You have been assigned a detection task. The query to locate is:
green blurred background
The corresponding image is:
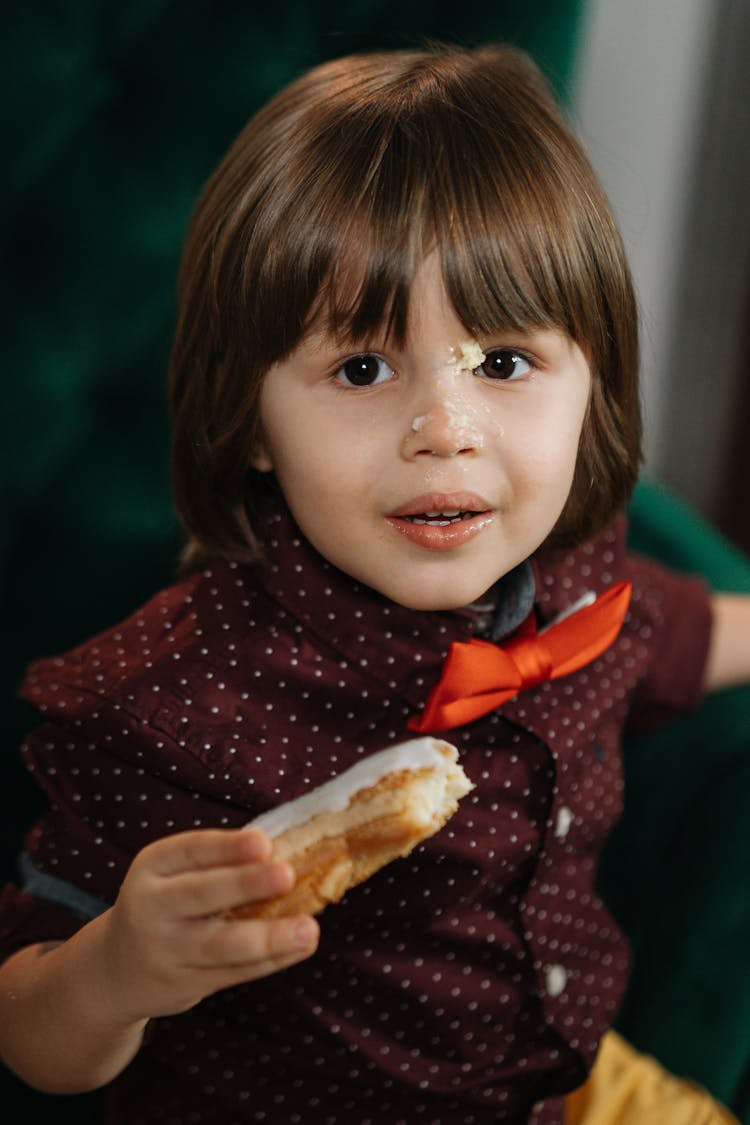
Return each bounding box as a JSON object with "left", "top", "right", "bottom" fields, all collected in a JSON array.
[
  {"left": 4, "top": 3, "right": 750, "bottom": 1122},
  {"left": 1, "top": 2, "right": 585, "bottom": 1118},
  {"left": 1, "top": 0, "right": 584, "bottom": 868}
]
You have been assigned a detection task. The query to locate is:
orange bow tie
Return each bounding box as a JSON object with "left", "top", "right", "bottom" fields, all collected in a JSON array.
[{"left": 407, "top": 581, "right": 632, "bottom": 733}]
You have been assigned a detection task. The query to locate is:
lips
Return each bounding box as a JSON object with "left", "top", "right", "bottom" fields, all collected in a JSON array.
[
  {"left": 386, "top": 492, "right": 494, "bottom": 551},
  {"left": 388, "top": 492, "right": 492, "bottom": 519}
]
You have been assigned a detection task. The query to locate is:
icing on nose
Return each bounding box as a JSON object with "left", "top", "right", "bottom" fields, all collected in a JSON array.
[
  {"left": 410, "top": 397, "right": 484, "bottom": 455},
  {"left": 443, "top": 397, "right": 484, "bottom": 453},
  {"left": 407, "top": 341, "right": 488, "bottom": 453}
]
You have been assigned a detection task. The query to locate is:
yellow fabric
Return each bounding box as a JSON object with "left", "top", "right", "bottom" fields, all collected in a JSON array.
[{"left": 564, "top": 1031, "right": 740, "bottom": 1125}]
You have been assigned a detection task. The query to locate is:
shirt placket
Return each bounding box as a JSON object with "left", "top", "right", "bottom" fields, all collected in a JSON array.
[{"left": 503, "top": 683, "right": 629, "bottom": 1072}]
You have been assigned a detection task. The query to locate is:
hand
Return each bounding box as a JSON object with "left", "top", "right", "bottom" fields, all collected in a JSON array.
[{"left": 90, "top": 828, "right": 319, "bottom": 1025}]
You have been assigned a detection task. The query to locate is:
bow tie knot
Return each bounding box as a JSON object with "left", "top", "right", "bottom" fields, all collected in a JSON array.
[
  {"left": 505, "top": 633, "right": 553, "bottom": 688},
  {"left": 408, "top": 580, "right": 632, "bottom": 733}
]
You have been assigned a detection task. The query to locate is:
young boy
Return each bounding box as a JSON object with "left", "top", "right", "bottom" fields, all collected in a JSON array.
[{"left": 1, "top": 43, "right": 748, "bottom": 1124}]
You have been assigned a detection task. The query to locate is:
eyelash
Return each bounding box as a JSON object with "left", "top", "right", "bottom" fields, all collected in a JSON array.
[
  {"left": 330, "top": 347, "right": 536, "bottom": 389},
  {"left": 331, "top": 354, "right": 395, "bottom": 389},
  {"left": 476, "top": 349, "right": 534, "bottom": 382}
]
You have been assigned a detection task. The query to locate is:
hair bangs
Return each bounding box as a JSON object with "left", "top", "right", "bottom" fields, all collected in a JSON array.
[
  {"left": 423, "top": 103, "right": 598, "bottom": 345},
  {"left": 270, "top": 118, "right": 437, "bottom": 354},
  {"left": 296, "top": 79, "right": 603, "bottom": 355}
]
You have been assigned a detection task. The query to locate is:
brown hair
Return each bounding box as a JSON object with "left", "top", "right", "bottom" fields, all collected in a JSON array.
[{"left": 169, "top": 43, "right": 641, "bottom": 575}]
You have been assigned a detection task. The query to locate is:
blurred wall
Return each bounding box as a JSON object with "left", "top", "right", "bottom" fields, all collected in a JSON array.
[{"left": 574, "top": 0, "right": 750, "bottom": 534}]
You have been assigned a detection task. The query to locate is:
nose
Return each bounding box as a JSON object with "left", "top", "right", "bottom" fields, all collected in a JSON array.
[{"left": 401, "top": 390, "right": 484, "bottom": 459}]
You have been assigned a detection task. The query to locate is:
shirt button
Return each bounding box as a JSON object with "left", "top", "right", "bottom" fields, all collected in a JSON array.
[
  {"left": 475, "top": 612, "right": 494, "bottom": 634},
  {"left": 554, "top": 806, "right": 573, "bottom": 839},
  {"left": 545, "top": 964, "right": 567, "bottom": 997}
]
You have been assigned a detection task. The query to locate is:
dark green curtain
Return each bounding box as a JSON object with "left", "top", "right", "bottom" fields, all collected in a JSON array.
[
  {"left": 2, "top": 0, "right": 585, "bottom": 865},
  {"left": 1, "top": 3, "right": 584, "bottom": 1119},
  {"left": 602, "top": 480, "right": 750, "bottom": 1122}
]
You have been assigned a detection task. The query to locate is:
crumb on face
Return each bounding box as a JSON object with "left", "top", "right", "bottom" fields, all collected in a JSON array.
[{"left": 455, "top": 340, "right": 486, "bottom": 370}]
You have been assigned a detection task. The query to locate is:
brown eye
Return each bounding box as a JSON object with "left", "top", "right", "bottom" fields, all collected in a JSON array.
[
  {"left": 478, "top": 349, "right": 532, "bottom": 381},
  {"left": 335, "top": 354, "right": 394, "bottom": 387}
]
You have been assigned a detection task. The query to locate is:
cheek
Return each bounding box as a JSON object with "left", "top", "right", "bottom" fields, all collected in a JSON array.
[
  {"left": 264, "top": 414, "right": 374, "bottom": 511},
  {"left": 273, "top": 442, "right": 329, "bottom": 497},
  {"left": 504, "top": 397, "right": 588, "bottom": 506},
  {"left": 255, "top": 385, "right": 323, "bottom": 478},
  {"left": 513, "top": 424, "right": 581, "bottom": 484},
  {"left": 542, "top": 389, "right": 589, "bottom": 464}
]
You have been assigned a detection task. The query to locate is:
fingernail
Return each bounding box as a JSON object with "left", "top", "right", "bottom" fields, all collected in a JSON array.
[{"left": 292, "top": 917, "right": 318, "bottom": 949}]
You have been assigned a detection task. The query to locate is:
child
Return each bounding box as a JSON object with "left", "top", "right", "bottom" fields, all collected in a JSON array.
[{"left": 1, "top": 43, "right": 748, "bottom": 1125}]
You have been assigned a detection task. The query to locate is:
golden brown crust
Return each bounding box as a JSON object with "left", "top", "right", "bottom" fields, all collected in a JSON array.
[{"left": 227, "top": 760, "right": 472, "bottom": 919}]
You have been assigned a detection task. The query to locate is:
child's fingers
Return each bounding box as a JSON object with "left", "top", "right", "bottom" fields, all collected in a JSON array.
[
  {"left": 189, "top": 940, "right": 319, "bottom": 992},
  {"left": 162, "top": 859, "right": 295, "bottom": 919},
  {"left": 187, "top": 914, "right": 320, "bottom": 973},
  {"left": 141, "top": 828, "right": 272, "bottom": 877}
]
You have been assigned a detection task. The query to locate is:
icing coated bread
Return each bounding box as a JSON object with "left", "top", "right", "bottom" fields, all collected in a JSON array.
[{"left": 228, "top": 738, "right": 473, "bottom": 919}]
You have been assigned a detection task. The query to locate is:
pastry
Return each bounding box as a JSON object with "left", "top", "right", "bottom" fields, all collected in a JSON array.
[{"left": 229, "top": 737, "right": 472, "bottom": 918}]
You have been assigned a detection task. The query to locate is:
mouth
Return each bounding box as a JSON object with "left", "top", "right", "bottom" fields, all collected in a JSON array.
[
  {"left": 400, "top": 509, "right": 482, "bottom": 527},
  {"left": 386, "top": 493, "right": 494, "bottom": 551},
  {"left": 389, "top": 492, "right": 492, "bottom": 518}
]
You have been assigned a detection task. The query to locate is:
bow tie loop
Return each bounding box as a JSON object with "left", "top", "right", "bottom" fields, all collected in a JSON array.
[{"left": 408, "top": 580, "right": 632, "bottom": 733}]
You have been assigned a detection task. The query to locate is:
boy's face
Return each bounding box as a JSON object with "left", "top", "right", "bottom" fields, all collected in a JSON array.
[{"left": 251, "top": 254, "right": 591, "bottom": 611}]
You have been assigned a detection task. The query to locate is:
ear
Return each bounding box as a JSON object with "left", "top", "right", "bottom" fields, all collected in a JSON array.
[
  {"left": 249, "top": 433, "right": 274, "bottom": 473},
  {"left": 249, "top": 440, "right": 274, "bottom": 472}
]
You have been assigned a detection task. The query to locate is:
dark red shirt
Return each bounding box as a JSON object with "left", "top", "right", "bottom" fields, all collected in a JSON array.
[{"left": 0, "top": 489, "right": 712, "bottom": 1123}]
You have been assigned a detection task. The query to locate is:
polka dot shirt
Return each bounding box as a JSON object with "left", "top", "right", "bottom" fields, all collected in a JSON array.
[{"left": 0, "top": 491, "right": 713, "bottom": 1123}]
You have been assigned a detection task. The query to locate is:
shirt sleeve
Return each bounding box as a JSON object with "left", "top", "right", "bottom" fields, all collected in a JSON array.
[
  {"left": 0, "top": 884, "right": 88, "bottom": 962},
  {"left": 0, "top": 690, "right": 252, "bottom": 966},
  {"left": 0, "top": 719, "right": 133, "bottom": 966},
  {"left": 624, "top": 551, "right": 714, "bottom": 734}
]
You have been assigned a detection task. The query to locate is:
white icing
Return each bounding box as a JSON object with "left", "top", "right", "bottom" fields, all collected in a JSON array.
[
  {"left": 410, "top": 398, "right": 483, "bottom": 454},
  {"left": 244, "top": 738, "right": 458, "bottom": 838},
  {"left": 407, "top": 342, "right": 485, "bottom": 451},
  {"left": 442, "top": 396, "right": 484, "bottom": 454},
  {"left": 444, "top": 398, "right": 479, "bottom": 432}
]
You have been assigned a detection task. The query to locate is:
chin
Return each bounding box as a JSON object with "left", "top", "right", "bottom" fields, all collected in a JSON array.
[
  {"left": 378, "top": 580, "right": 490, "bottom": 614},
  {"left": 393, "top": 595, "right": 466, "bottom": 612}
]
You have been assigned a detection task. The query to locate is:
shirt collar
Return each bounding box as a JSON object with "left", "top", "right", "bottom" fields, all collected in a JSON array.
[{"left": 488, "top": 562, "right": 536, "bottom": 641}]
